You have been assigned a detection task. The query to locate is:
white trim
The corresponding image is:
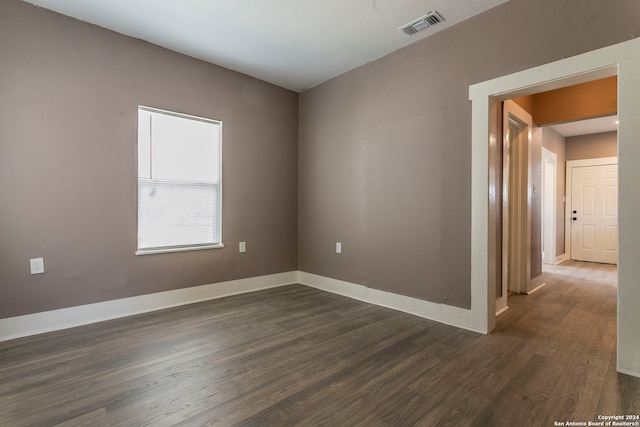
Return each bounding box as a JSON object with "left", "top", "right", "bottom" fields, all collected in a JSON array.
[
  {"left": 528, "top": 275, "right": 546, "bottom": 294},
  {"left": 554, "top": 253, "right": 568, "bottom": 264},
  {"left": 618, "top": 366, "right": 640, "bottom": 378},
  {"left": 298, "top": 272, "right": 484, "bottom": 334},
  {"left": 566, "top": 157, "right": 617, "bottom": 167},
  {"left": 139, "top": 105, "right": 221, "bottom": 125},
  {"left": 495, "top": 305, "right": 509, "bottom": 317},
  {"left": 470, "top": 90, "right": 492, "bottom": 333},
  {"left": 135, "top": 243, "right": 225, "bottom": 256},
  {"left": 502, "top": 100, "right": 533, "bottom": 298},
  {"left": 617, "top": 54, "right": 640, "bottom": 378},
  {"left": 564, "top": 157, "right": 618, "bottom": 262},
  {"left": 0, "top": 271, "right": 297, "bottom": 342},
  {"left": 470, "top": 37, "right": 640, "bottom": 378},
  {"left": 495, "top": 297, "right": 508, "bottom": 316},
  {"left": 528, "top": 283, "right": 547, "bottom": 295},
  {"left": 542, "top": 147, "right": 557, "bottom": 265}
]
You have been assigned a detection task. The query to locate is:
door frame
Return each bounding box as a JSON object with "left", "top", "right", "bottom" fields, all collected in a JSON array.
[
  {"left": 468, "top": 37, "right": 640, "bottom": 378},
  {"left": 542, "top": 147, "right": 557, "bottom": 265},
  {"left": 497, "top": 100, "right": 532, "bottom": 315},
  {"left": 565, "top": 156, "right": 618, "bottom": 262}
]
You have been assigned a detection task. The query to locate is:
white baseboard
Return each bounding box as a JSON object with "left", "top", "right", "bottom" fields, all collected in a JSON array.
[
  {"left": 617, "top": 365, "right": 640, "bottom": 379},
  {"left": 0, "top": 271, "right": 298, "bottom": 343},
  {"left": 1, "top": 270, "right": 483, "bottom": 343},
  {"left": 528, "top": 275, "right": 547, "bottom": 294},
  {"left": 298, "top": 271, "right": 483, "bottom": 334},
  {"left": 496, "top": 305, "right": 509, "bottom": 316},
  {"left": 554, "top": 253, "right": 568, "bottom": 264}
]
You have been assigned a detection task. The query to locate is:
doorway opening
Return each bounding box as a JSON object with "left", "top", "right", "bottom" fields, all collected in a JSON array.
[
  {"left": 543, "top": 113, "right": 619, "bottom": 269},
  {"left": 469, "top": 37, "right": 640, "bottom": 377},
  {"left": 497, "top": 82, "right": 618, "bottom": 316}
]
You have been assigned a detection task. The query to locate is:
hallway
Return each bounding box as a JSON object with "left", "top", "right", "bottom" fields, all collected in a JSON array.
[{"left": 490, "top": 260, "right": 637, "bottom": 425}]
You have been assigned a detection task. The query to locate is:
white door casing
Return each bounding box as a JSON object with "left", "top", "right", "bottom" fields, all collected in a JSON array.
[
  {"left": 469, "top": 37, "right": 640, "bottom": 378},
  {"left": 542, "top": 148, "right": 557, "bottom": 265},
  {"left": 497, "top": 100, "right": 532, "bottom": 315}
]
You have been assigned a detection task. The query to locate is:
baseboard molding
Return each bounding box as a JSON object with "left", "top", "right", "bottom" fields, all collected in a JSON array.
[
  {"left": 0, "top": 271, "right": 298, "bottom": 343},
  {"left": 0, "top": 270, "right": 485, "bottom": 343},
  {"left": 298, "top": 271, "right": 483, "bottom": 334},
  {"left": 495, "top": 305, "right": 509, "bottom": 316},
  {"left": 529, "top": 275, "right": 546, "bottom": 294},
  {"left": 617, "top": 365, "right": 640, "bottom": 379},
  {"left": 554, "top": 253, "right": 568, "bottom": 264}
]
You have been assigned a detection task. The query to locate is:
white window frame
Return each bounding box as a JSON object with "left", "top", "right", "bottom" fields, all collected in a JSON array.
[{"left": 136, "top": 106, "right": 223, "bottom": 255}]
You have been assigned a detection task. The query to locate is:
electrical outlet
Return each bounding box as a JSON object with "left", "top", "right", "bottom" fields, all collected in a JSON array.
[
  {"left": 239, "top": 241, "right": 246, "bottom": 253},
  {"left": 336, "top": 242, "right": 342, "bottom": 254},
  {"left": 30, "top": 258, "right": 45, "bottom": 275}
]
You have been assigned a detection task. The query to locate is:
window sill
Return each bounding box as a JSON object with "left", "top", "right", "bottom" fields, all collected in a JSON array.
[{"left": 135, "top": 244, "right": 224, "bottom": 256}]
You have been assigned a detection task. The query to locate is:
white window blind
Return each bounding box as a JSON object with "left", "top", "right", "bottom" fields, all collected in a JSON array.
[{"left": 137, "top": 106, "right": 222, "bottom": 254}]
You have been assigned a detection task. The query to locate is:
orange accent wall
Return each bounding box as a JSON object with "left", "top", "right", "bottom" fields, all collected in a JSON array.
[
  {"left": 532, "top": 76, "right": 617, "bottom": 125},
  {"left": 511, "top": 95, "right": 535, "bottom": 117}
]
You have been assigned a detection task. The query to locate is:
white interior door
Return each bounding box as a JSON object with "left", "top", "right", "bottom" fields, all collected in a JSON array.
[{"left": 571, "top": 164, "right": 618, "bottom": 264}]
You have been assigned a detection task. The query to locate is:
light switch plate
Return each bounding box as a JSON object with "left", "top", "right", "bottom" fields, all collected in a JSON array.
[
  {"left": 239, "top": 241, "right": 246, "bottom": 253},
  {"left": 30, "top": 258, "right": 45, "bottom": 274},
  {"left": 336, "top": 242, "right": 342, "bottom": 254}
]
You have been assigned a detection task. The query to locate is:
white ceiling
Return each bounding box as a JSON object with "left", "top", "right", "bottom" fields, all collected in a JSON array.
[
  {"left": 549, "top": 115, "right": 618, "bottom": 138},
  {"left": 22, "top": 0, "right": 509, "bottom": 92}
]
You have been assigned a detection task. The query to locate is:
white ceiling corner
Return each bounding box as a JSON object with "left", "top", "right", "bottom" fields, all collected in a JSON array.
[{"left": 21, "top": 0, "right": 510, "bottom": 92}]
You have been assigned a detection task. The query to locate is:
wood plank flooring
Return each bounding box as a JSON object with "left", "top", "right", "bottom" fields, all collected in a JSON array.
[{"left": 0, "top": 261, "right": 638, "bottom": 426}]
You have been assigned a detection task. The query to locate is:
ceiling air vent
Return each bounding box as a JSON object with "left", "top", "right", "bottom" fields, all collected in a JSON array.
[{"left": 399, "top": 11, "right": 445, "bottom": 36}]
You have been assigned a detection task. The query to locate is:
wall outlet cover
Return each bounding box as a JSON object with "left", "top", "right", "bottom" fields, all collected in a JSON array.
[{"left": 30, "top": 258, "right": 45, "bottom": 274}]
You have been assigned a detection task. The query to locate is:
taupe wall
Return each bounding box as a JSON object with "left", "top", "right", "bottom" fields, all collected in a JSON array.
[
  {"left": 541, "top": 127, "right": 567, "bottom": 257},
  {"left": 2, "top": 0, "right": 635, "bottom": 319},
  {"left": 298, "top": 0, "right": 639, "bottom": 309},
  {"left": 0, "top": 0, "right": 298, "bottom": 318},
  {"left": 566, "top": 131, "right": 618, "bottom": 161}
]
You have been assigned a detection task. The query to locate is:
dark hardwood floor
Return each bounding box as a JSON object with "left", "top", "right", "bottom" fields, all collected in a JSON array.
[{"left": 0, "top": 261, "right": 638, "bottom": 426}]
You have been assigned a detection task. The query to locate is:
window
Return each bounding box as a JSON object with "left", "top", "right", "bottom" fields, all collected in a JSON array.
[{"left": 136, "top": 106, "right": 222, "bottom": 254}]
